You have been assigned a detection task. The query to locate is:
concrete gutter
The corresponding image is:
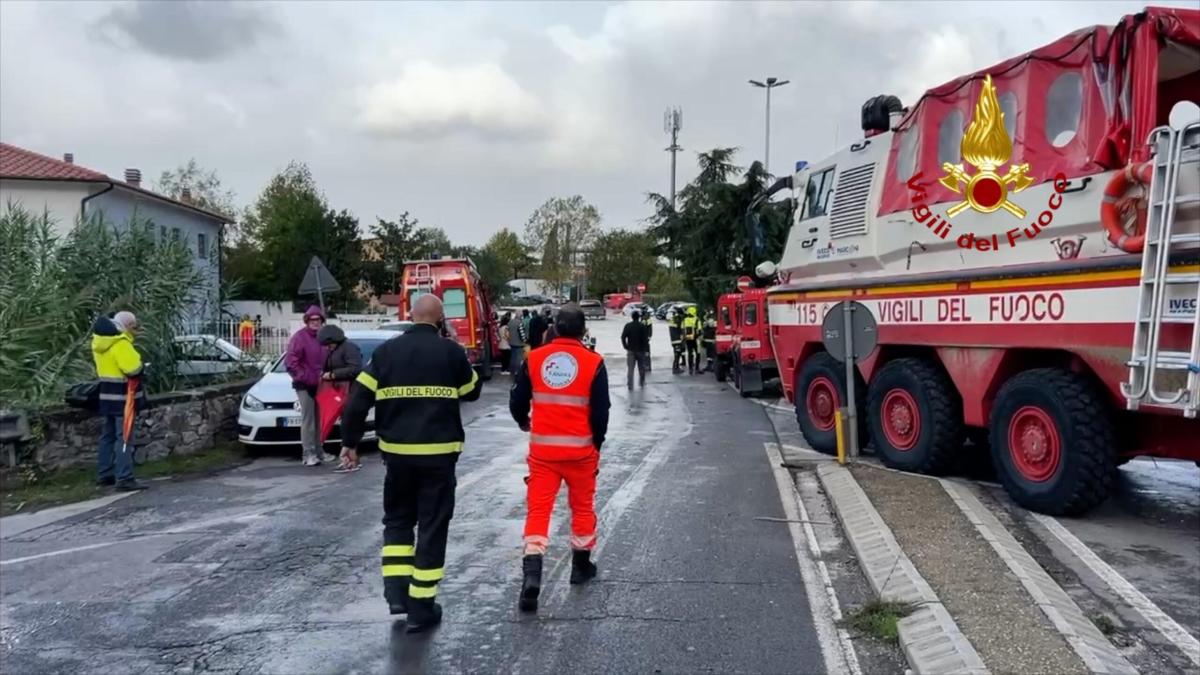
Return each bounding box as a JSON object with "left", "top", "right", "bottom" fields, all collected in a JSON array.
[
  {"left": 0, "top": 492, "right": 134, "bottom": 540},
  {"left": 817, "top": 463, "right": 989, "bottom": 674}
]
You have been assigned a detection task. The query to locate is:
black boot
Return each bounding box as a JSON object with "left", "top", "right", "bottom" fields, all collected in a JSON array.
[
  {"left": 405, "top": 599, "right": 443, "bottom": 634},
  {"left": 569, "top": 549, "right": 597, "bottom": 585},
  {"left": 389, "top": 595, "right": 408, "bottom": 616},
  {"left": 519, "top": 554, "right": 543, "bottom": 612}
]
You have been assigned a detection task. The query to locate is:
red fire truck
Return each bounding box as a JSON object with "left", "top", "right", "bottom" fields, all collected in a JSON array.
[
  {"left": 398, "top": 258, "right": 500, "bottom": 380},
  {"left": 715, "top": 277, "right": 779, "bottom": 397},
  {"left": 759, "top": 7, "right": 1199, "bottom": 515}
]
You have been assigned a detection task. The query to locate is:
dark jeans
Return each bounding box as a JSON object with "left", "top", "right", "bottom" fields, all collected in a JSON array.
[
  {"left": 97, "top": 413, "right": 135, "bottom": 483},
  {"left": 626, "top": 350, "right": 648, "bottom": 388},
  {"left": 500, "top": 349, "right": 512, "bottom": 372}
]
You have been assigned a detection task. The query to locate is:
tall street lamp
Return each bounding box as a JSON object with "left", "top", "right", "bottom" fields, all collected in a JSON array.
[{"left": 749, "top": 77, "right": 789, "bottom": 177}]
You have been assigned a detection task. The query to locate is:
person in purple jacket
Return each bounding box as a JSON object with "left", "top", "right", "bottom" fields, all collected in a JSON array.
[{"left": 286, "top": 305, "right": 334, "bottom": 466}]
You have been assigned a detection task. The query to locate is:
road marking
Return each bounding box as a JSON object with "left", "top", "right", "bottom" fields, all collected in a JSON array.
[
  {"left": 942, "top": 480, "right": 1136, "bottom": 674},
  {"left": 764, "top": 442, "right": 862, "bottom": 675},
  {"left": 1032, "top": 512, "right": 1200, "bottom": 668},
  {"left": 0, "top": 511, "right": 267, "bottom": 567}
]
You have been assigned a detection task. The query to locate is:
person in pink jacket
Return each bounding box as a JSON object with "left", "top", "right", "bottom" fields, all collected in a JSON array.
[{"left": 285, "top": 305, "right": 332, "bottom": 466}]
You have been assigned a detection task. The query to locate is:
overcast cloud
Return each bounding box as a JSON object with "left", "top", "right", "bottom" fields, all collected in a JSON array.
[{"left": 2, "top": 0, "right": 1190, "bottom": 245}]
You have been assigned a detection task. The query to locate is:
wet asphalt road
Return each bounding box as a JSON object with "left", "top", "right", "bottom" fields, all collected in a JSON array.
[{"left": 0, "top": 319, "right": 826, "bottom": 675}]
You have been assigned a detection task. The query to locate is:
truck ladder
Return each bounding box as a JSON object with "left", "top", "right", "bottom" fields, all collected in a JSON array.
[{"left": 1122, "top": 121, "right": 1200, "bottom": 417}]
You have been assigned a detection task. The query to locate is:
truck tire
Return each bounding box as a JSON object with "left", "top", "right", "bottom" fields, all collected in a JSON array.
[
  {"left": 732, "top": 352, "right": 750, "bottom": 398},
  {"left": 715, "top": 357, "right": 728, "bottom": 383},
  {"left": 795, "top": 351, "right": 866, "bottom": 455},
  {"left": 988, "top": 368, "right": 1116, "bottom": 516},
  {"left": 867, "top": 358, "right": 962, "bottom": 475}
]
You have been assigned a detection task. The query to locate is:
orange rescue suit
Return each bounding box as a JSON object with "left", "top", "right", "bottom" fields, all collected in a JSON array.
[{"left": 510, "top": 337, "right": 611, "bottom": 555}]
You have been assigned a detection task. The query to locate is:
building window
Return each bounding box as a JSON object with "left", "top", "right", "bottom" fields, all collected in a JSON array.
[
  {"left": 937, "top": 109, "right": 964, "bottom": 165},
  {"left": 197, "top": 232, "right": 208, "bottom": 259},
  {"left": 1045, "top": 72, "right": 1083, "bottom": 148},
  {"left": 172, "top": 227, "right": 181, "bottom": 241},
  {"left": 160, "top": 225, "right": 168, "bottom": 242}
]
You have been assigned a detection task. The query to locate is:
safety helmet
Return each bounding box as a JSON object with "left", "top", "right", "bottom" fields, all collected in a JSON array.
[{"left": 687, "top": 306, "right": 697, "bottom": 316}]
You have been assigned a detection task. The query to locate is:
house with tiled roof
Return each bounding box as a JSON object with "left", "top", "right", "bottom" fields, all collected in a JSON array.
[{"left": 0, "top": 142, "right": 230, "bottom": 319}]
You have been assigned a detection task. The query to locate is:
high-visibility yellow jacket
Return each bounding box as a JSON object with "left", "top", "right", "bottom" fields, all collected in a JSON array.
[
  {"left": 682, "top": 316, "right": 699, "bottom": 341},
  {"left": 91, "top": 316, "right": 145, "bottom": 416}
]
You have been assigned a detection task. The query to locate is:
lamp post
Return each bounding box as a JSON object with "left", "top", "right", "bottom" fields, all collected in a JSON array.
[{"left": 749, "top": 77, "right": 789, "bottom": 176}]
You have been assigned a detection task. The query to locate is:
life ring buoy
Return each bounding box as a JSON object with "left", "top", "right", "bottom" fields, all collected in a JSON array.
[{"left": 1100, "top": 162, "right": 1152, "bottom": 253}]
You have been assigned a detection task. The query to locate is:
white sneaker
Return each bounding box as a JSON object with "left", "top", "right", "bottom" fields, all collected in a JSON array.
[
  {"left": 321, "top": 453, "right": 337, "bottom": 464},
  {"left": 303, "top": 457, "right": 321, "bottom": 467}
]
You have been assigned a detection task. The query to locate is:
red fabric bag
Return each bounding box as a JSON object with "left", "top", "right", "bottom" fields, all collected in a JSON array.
[{"left": 316, "top": 381, "right": 349, "bottom": 445}]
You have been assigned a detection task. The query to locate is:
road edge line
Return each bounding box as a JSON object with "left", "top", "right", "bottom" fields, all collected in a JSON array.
[
  {"left": 763, "top": 442, "right": 862, "bottom": 675},
  {"left": 1030, "top": 511, "right": 1200, "bottom": 669},
  {"left": 940, "top": 479, "right": 1137, "bottom": 675},
  {"left": 815, "top": 463, "right": 989, "bottom": 675}
]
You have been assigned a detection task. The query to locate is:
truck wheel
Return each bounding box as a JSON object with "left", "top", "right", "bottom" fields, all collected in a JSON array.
[
  {"left": 715, "top": 358, "right": 728, "bottom": 383},
  {"left": 867, "top": 358, "right": 962, "bottom": 475},
  {"left": 477, "top": 342, "right": 493, "bottom": 382},
  {"left": 795, "top": 352, "right": 866, "bottom": 455},
  {"left": 988, "top": 368, "right": 1116, "bottom": 516}
]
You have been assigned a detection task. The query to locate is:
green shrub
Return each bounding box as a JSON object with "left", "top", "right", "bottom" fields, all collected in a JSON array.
[{"left": 0, "top": 204, "right": 205, "bottom": 410}]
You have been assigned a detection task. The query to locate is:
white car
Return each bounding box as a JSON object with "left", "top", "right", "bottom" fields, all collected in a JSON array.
[
  {"left": 376, "top": 321, "right": 414, "bottom": 333},
  {"left": 175, "top": 335, "right": 268, "bottom": 378},
  {"left": 622, "top": 302, "right": 652, "bottom": 318},
  {"left": 237, "top": 330, "right": 401, "bottom": 449}
]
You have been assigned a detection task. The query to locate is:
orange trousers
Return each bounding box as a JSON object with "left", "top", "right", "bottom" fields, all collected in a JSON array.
[{"left": 523, "top": 452, "right": 599, "bottom": 555}]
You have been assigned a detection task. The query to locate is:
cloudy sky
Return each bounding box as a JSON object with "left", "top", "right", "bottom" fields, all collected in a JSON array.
[{"left": 1, "top": 0, "right": 1190, "bottom": 245}]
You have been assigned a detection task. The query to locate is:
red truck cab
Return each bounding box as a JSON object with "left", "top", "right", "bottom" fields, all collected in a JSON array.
[
  {"left": 715, "top": 280, "right": 777, "bottom": 396},
  {"left": 399, "top": 258, "right": 499, "bottom": 379}
]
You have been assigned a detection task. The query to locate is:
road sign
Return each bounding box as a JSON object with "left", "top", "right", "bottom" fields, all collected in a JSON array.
[
  {"left": 636, "top": 282, "right": 646, "bottom": 293},
  {"left": 821, "top": 300, "right": 878, "bottom": 363},
  {"left": 820, "top": 301, "right": 878, "bottom": 463},
  {"left": 298, "top": 256, "right": 341, "bottom": 309}
]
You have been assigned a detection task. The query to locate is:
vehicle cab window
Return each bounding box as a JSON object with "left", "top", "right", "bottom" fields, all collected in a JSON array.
[
  {"left": 800, "top": 167, "right": 836, "bottom": 220},
  {"left": 720, "top": 305, "right": 732, "bottom": 329},
  {"left": 743, "top": 302, "right": 758, "bottom": 327}
]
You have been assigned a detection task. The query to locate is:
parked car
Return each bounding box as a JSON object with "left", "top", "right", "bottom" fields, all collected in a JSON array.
[
  {"left": 579, "top": 299, "right": 605, "bottom": 320},
  {"left": 237, "top": 330, "right": 400, "bottom": 450},
  {"left": 174, "top": 335, "right": 267, "bottom": 379},
  {"left": 657, "top": 301, "right": 695, "bottom": 320},
  {"left": 377, "top": 320, "right": 414, "bottom": 333},
  {"left": 654, "top": 302, "right": 677, "bottom": 320},
  {"left": 622, "top": 302, "right": 652, "bottom": 318}
]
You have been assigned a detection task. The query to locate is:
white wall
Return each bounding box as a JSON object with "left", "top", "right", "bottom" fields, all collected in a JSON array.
[{"left": 0, "top": 179, "right": 102, "bottom": 237}]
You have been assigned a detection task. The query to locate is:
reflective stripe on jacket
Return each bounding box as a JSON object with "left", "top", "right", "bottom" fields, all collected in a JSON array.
[
  {"left": 341, "top": 323, "right": 481, "bottom": 455},
  {"left": 524, "top": 338, "right": 607, "bottom": 461},
  {"left": 91, "top": 315, "right": 146, "bottom": 416}
]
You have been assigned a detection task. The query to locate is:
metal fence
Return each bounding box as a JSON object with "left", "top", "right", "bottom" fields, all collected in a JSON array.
[{"left": 178, "top": 314, "right": 395, "bottom": 360}]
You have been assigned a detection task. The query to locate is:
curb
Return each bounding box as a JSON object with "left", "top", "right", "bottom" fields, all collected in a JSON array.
[
  {"left": 941, "top": 480, "right": 1138, "bottom": 675},
  {"left": 817, "top": 464, "right": 989, "bottom": 675}
]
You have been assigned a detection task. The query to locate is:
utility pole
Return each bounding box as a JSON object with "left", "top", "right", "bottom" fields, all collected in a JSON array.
[
  {"left": 664, "top": 107, "right": 682, "bottom": 271},
  {"left": 749, "top": 77, "right": 789, "bottom": 177}
]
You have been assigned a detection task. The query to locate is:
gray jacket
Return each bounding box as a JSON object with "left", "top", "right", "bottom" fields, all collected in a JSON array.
[{"left": 317, "top": 325, "right": 363, "bottom": 382}]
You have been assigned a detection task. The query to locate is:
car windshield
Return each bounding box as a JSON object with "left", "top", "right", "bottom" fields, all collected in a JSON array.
[{"left": 272, "top": 337, "right": 390, "bottom": 373}]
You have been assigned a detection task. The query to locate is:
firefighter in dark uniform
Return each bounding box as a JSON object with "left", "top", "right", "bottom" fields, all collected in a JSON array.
[
  {"left": 669, "top": 308, "right": 684, "bottom": 374},
  {"left": 640, "top": 307, "right": 654, "bottom": 372},
  {"left": 701, "top": 310, "right": 717, "bottom": 373},
  {"left": 342, "top": 294, "right": 481, "bottom": 634}
]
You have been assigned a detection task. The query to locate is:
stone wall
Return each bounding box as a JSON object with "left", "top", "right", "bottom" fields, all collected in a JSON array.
[{"left": 29, "top": 379, "right": 256, "bottom": 471}]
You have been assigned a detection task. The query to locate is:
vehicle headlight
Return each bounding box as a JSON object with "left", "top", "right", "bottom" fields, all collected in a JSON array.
[{"left": 243, "top": 394, "right": 265, "bottom": 412}]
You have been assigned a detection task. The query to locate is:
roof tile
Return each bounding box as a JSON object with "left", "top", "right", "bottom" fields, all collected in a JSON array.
[{"left": 0, "top": 142, "right": 111, "bottom": 181}]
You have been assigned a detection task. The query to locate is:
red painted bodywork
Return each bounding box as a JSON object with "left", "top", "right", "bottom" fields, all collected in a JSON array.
[
  {"left": 399, "top": 259, "right": 499, "bottom": 367},
  {"left": 768, "top": 272, "right": 1200, "bottom": 461}
]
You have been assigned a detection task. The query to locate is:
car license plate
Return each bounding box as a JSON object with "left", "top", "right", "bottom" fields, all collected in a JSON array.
[{"left": 278, "top": 417, "right": 302, "bottom": 428}]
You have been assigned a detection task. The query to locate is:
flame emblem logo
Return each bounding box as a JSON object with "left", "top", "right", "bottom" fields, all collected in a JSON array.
[{"left": 940, "top": 75, "right": 1033, "bottom": 218}]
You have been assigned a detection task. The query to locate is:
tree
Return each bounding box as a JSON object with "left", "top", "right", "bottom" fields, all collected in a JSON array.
[
  {"left": 156, "top": 159, "right": 237, "bottom": 220},
  {"left": 586, "top": 229, "right": 658, "bottom": 294},
  {"left": 414, "top": 227, "right": 452, "bottom": 259},
  {"left": 237, "top": 161, "right": 362, "bottom": 306},
  {"left": 523, "top": 196, "right": 601, "bottom": 293},
  {"left": 482, "top": 227, "right": 533, "bottom": 280},
  {"left": 362, "top": 212, "right": 422, "bottom": 297},
  {"left": 646, "top": 148, "right": 792, "bottom": 308}
]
